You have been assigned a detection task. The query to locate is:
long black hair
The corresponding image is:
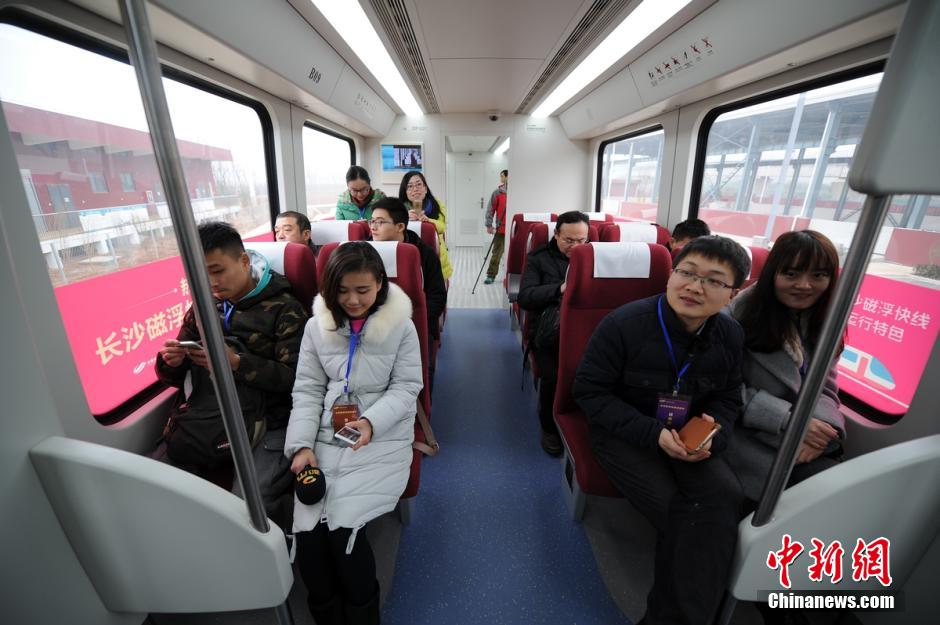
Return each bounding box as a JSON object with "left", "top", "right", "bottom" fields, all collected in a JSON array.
[
  {"left": 320, "top": 242, "right": 389, "bottom": 328},
  {"left": 737, "top": 230, "right": 840, "bottom": 353},
  {"left": 398, "top": 171, "right": 441, "bottom": 220}
]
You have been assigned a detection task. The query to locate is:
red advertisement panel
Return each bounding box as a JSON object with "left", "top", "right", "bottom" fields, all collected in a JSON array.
[
  {"left": 838, "top": 275, "right": 939, "bottom": 415},
  {"left": 54, "top": 257, "right": 191, "bottom": 415}
]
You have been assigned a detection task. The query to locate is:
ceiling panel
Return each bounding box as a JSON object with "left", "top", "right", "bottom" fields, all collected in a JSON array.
[
  {"left": 447, "top": 136, "right": 500, "bottom": 152},
  {"left": 432, "top": 59, "right": 545, "bottom": 113},
  {"left": 413, "top": 0, "right": 585, "bottom": 59}
]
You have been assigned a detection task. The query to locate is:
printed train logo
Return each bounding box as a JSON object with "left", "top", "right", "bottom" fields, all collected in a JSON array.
[{"left": 838, "top": 346, "right": 896, "bottom": 390}]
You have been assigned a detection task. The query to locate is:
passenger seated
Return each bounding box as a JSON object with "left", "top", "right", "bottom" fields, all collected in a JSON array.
[
  {"left": 667, "top": 217, "right": 710, "bottom": 254},
  {"left": 369, "top": 196, "right": 446, "bottom": 393},
  {"left": 155, "top": 221, "right": 307, "bottom": 527},
  {"left": 275, "top": 210, "right": 315, "bottom": 253},
  {"left": 336, "top": 165, "right": 386, "bottom": 220},
  {"left": 518, "top": 210, "right": 590, "bottom": 456},
  {"left": 725, "top": 230, "right": 845, "bottom": 503},
  {"left": 285, "top": 242, "right": 423, "bottom": 625},
  {"left": 573, "top": 235, "right": 750, "bottom": 625}
]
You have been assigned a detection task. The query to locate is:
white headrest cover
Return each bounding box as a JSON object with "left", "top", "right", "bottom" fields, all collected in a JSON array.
[
  {"left": 582, "top": 211, "right": 609, "bottom": 221},
  {"left": 592, "top": 242, "right": 652, "bottom": 278},
  {"left": 522, "top": 212, "right": 553, "bottom": 222},
  {"left": 367, "top": 240, "right": 399, "bottom": 277},
  {"left": 615, "top": 222, "right": 657, "bottom": 243},
  {"left": 744, "top": 246, "right": 754, "bottom": 279},
  {"left": 244, "top": 242, "right": 286, "bottom": 275},
  {"left": 406, "top": 221, "right": 422, "bottom": 236},
  {"left": 311, "top": 220, "right": 352, "bottom": 245}
]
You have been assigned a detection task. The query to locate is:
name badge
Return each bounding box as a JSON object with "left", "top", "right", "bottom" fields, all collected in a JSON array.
[
  {"left": 655, "top": 393, "right": 691, "bottom": 429},
  {"left": 331, "top": 393, "right": 360, "bottom": 433}
]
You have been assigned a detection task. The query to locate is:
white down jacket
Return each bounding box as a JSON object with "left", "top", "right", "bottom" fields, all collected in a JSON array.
[{"left": 285, "top": 283, "right": 423, "bottom": 542}]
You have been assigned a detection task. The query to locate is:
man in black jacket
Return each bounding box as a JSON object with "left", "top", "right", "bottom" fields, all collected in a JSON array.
[
  {"left": 573, "top": 235, "right": 751, "bottom": 625},
  {"left": 519, "top": 210, "right": 590, "bottom": 456},
  {"left": 369, "top": 197, "right": 446, "bottom": 390}
]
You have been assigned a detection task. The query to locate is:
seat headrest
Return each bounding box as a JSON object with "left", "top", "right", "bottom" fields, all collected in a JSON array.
[
  {"left": 615, "top": 222, "right": 657, "bottom": 243},
  {"left": 311, "top": 221, "right": 352, "bottom": 245},
  {"left": 744, "top": 246, "right": 753, "bottom": 279},
  {"left": 592, "top": 242, "right": 652, "bottom": 278},
  {"left": 406, "top": 221, "right": 422, "bottom": 236},
  {"left": 244, "top": 242, "right": 287, "bottom": 275},
  {"left": 522, "top": 212, "right": 553, "bottom": 222},
  {"left": 581, "top": 211, "right": 610, "bottom": 221},
  {"left": 366, "top": 240, "right": 399, "bottom": 277}
]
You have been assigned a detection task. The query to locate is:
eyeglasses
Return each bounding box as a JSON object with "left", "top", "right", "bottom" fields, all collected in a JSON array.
[
  {"left": 406, "top": 181, "right": 425, "bottom": 190},
  {"left": 559, "top": 237, "right": 588, "bottom": 246},
  {"left": 672, "top": 267, "right": 733, "bottom": 291},
  {"left": 368, "top": 219, "right": 393, "bottom": 227},
  {"left": 349, "top": 185, "right": 371, "bottom": 196}
]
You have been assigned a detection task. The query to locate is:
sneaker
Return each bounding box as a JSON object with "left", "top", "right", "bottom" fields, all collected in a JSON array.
[
  {"left": 541, "top": 431, "right": 563, "bottom": 457},
  {"left": 484, "top": 276, "right": 495, "bottom": 284}
]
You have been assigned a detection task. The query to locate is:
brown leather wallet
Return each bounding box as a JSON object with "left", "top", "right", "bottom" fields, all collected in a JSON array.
[{"left": 678, "top": 416, "right": 721, "bottom": 452}]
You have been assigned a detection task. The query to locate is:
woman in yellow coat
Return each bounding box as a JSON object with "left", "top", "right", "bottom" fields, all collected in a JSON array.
[{"left": 399, "top": 171, "right": 452, "bottom": 280}]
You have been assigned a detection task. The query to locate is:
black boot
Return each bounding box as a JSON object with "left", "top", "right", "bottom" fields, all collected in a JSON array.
[
  {"left": 344, "top": 583, "right": 380, "bottom": 625},
  {"left": 307, "top": 594, "right": 344, "bottom": 625}
]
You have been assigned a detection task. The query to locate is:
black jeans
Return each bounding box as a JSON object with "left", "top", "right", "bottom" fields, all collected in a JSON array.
[
  {"left": 591, "top": 428, "right": 744, "bottom": 625},
  {"left": 533, "top": 345, "right": 559, "bottom": 435},
  {"left": 296, "top": 522, "right": 377, "bottom": 607}
]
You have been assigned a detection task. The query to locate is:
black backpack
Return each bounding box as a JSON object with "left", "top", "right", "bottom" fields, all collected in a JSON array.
[{"left": 163, "top": 338, "right": 266, "bottom": 470}]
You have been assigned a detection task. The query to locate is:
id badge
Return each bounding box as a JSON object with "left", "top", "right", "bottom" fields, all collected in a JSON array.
[
  {"left": 331, "top": 393, "right": 360, "bottom": 433},
  {"left": 655, "top": 393, "right": 691, "bottom": 429}
]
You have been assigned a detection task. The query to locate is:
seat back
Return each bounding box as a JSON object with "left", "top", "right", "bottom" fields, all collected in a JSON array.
[
  {"left": 599, "top": 221, "right": 670, "bottom": 246},
  {"left": 244, "top": 241, "right": 317, "bottom": 314},
  {"left": 507, "top": 212, "right": 556, "bottom": 278},
  {"left": 519, "top": 223, "right": 553, "bottom": 352},
  {"left": 555, "top": 242, "right": 672, "bottom": 416},
  {"left": 309, "top": 220, "right": 368, "bottom": 247},
  {"left": 406, "top": 221, "right": 439, "bottom": 255},
  {"left": 316, "top": 241, "right": 430, "bottom": 499},
  {"left": 742, "top": 246, "right": 769, "bottom": 288}
]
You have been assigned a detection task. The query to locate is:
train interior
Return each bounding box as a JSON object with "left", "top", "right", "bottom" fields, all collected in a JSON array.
[{"left": 1, "top": 0, "right": 938, "bottom": 624}]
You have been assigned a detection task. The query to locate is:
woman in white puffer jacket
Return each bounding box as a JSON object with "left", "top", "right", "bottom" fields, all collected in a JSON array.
[{"left": 285, "top": 242, "right": 423, "bottom": 625}]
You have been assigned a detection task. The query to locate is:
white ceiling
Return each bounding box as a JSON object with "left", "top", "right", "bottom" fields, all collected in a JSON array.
[{"left": 446, "top": 135, "right": 501, "bottom": 153}]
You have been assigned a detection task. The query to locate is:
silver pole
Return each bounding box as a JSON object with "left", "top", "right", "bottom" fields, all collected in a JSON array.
[
  {"left": 753, "top": 194, "right": 890, "bottom": 526},
  {"left": 117, "top": 0, "right": 269, "bottom": 533}
]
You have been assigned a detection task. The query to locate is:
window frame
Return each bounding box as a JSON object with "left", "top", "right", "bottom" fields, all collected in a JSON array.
[
  {"left": 0, "top": 8, "right": 280, "bottom": 424},
  {"left": 687, "top": 61, "right": 885, "bottom": 218},
  {"left": 595, "top": 124, "right": 665, "bottom": 214}
]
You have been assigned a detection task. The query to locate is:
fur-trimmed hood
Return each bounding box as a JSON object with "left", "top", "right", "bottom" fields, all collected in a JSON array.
[{"left": 312, "top": 282, "right": 413, "bottom": 345}]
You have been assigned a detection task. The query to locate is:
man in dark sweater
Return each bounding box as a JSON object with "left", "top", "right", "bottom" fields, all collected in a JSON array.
[
  {"left": 519, "top": 210, "right": 590, "bottom": 456},
  {"left": 369, "top": 196, "right": 446, "bottom": 390},
  {"left": 573, "top": 235, "right": 751, "bottom": 625}
]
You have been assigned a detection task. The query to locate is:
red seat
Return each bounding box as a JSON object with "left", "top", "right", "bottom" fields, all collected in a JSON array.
[
  {"left": 505, "top": 212, "right": 556, "bottom": 305},
  {"left": 244, "top": 241, "right": 317, "bottom": 314},
  {"left": 316, "top": 241, "right": 430, "bottom": 501},
  {"left": 406, "top": 221, "right": 439, "bottom": 256},
  {"left": 554, "top": 242, "right": 672, "bottom": 515},
  {"left": 742, "top": 246, "right": 769, "bottom": 288},
  {"left": 599, "top": 221, "right": 670, "bottom": 246},
  {"left": 310, "top": 220, "right": 369, "bottom": 248}
]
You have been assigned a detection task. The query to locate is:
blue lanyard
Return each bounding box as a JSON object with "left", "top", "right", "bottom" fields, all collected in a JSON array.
[
  {"left": 657, "top": 296, "right": 693, "bottom": 394},
  {"left": 343, "top": 325, "right": 363, "bottom": 394},
  {"left": 222, "top": 301, "right": 235, "bottom": 332},
  {"left": 357, "top": 205, "right": 367, "bottom": 219}
]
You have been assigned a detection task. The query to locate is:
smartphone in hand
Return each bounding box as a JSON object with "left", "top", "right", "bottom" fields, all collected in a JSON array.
[
  {"left": 333, "top": 425, "right": 362, "bottom": 447},
  {"left": 678, "top": 416, "right": 721, "bottom": 452},
  {"left": 178, "top": 340, "right": 203, "bottom": 350}
]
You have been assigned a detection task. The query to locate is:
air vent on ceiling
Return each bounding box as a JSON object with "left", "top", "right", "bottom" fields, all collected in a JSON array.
[
  {"left": 515, "top": 0, "right": 631, "bottom": 115},
  {"left": 369, "top": 0, "right": 440, "bottom": 114}
]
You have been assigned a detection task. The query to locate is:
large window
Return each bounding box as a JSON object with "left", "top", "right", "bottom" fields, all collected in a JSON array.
[
  {"left": 0, "top": 22, "right": 274, "bottom": 418},
  {"left": 303, "top": 123, "right": 354, "bottom": 220},
  {"left": 597, "top": 128, "right": 664, "bottom": 220},
  {"left": 694, "top": 71, "right": 939, "bottom": 418}
]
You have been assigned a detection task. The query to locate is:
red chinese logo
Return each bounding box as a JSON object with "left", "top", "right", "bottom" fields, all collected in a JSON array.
[
  {"left": 851, "top": 537, "right": 893, "bottom": 587},
  {"left": 767, "top": 534, "right": 804, "bottom": 588}
]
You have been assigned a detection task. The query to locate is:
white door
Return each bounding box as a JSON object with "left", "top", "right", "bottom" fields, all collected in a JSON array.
[{"left": 453, "top": 161, "right": 485, "bottom": 247}]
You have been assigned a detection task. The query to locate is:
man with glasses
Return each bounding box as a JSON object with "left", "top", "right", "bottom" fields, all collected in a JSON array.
[
  {"left": 519, "top": 211, "right": 591, "bottom": 456},
  {"left": 369, "top": 197, "right": 446, "bottom": 391},
  {"left": 573, "top": 235, "right": 751, "bottom": 625}
]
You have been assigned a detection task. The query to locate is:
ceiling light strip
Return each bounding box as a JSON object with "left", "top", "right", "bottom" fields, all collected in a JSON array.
[{"left": 369, "top": 0, "right": 440, "bottom": 113}]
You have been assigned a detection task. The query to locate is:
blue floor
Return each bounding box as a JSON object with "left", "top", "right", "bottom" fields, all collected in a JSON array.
[{"left": 381, "top": 309, "right": 630, "bottom": 625}]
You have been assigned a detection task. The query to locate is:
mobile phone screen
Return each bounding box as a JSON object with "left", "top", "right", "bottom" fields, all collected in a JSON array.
[
  {"left": 178, "top": 341, "right": 203, "bottom": 349},
  {"left": 334, "top": 426, "right": 361, "bottom": 446}
]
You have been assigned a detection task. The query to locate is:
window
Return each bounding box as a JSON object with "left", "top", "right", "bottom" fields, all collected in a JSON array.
[
  {"left": 120, "top": 172, "right": 135, "bottom": 192},
  {"left": 88, "top": 171, "right": 109, "bottom": 193},
  {"left": 0, "top": 21, "right": 275, "bottom": 418},
  {"left": 302, "top": 123, "right": 355, "bottom": 220},
  {"left": 597, "top": 127, "right": 664, "bottom": 220},
  {"left": 693, "top": 71, "right": 939, "bottom": 418}
]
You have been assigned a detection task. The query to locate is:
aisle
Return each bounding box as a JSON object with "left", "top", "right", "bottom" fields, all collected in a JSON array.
[{"left": 381, "top": 308, "right": 629, "bottom": 625}]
